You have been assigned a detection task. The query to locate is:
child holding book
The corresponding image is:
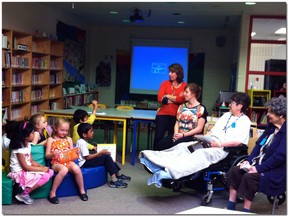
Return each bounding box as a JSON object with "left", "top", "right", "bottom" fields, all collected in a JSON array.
[
  {"left": 45, "top": 117, "right": 88, "bottom": 204},
  {"left": 29, "top": 113, "right": 51, "bottom": 146},
  {"left": 76, "top": 123, "right": 131, "bottom": 188},
  {"left": 72, "top": 100, "right": 98, "bottom": 151},
  {"left": 7, "top": 120, "right": 54, "bottom": 205}
]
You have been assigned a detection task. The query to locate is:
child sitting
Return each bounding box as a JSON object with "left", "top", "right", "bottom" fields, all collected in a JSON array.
[
  {"left": 7, "top": 120, "right": 54, "bottom": 205},
  {"left": 29, "top": 113, "right": 50, "bottom": 146},
  {"left": 72, "top": 100, "right": 98, "bottom": 151},
  {"left": 45, "top": 117, "right": 88, "bottom": 204},
  {"left": 76, "top": 123, "right": 131, "bottom": 188}
]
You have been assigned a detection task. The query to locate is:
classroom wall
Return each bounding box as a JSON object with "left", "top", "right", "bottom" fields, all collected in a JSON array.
[
  {"left": 2, "top": 2, "right": 241, "bottom": 114},
  {"left": 88, "top": 26, "right": 237, "bottom": 113}
]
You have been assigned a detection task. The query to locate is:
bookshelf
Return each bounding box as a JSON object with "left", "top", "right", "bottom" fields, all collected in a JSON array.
[
  {"left": 2, "top": 29, "right": 64, "bottom": 122},
  {"left": 273, "top": 90, "right": 286, "bottom": 98},
  {"left": 63, "top": 90, "right": 98, "bottom": 108},
  {"left": 248, "top": 89, "right": 271, "bottom": 128}
]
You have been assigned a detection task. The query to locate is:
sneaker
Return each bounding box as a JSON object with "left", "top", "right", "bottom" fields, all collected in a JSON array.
[
  {"left": 109, "top": 180, "right": 128, "bottom": 188},
  {"left": 15, "top": 193, "right": 34, "bottom": 205},
  {"left": 117, "top": 174, "right": 131, "bottom": 182}
]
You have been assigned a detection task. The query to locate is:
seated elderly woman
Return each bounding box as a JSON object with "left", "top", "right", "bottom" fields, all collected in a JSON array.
[
  {"left": 225, "top": 95, "right": 286, "bottom": 213},
  {"left": 139, "top": 92, "right": 251, "bottom": 188}
]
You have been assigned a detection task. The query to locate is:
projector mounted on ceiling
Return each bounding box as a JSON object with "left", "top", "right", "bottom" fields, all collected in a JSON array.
[{"left": 130, "top": 8, "right": 144, "bottom": 22}]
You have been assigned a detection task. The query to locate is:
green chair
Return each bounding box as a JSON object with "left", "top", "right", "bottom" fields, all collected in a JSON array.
[{"left": 2, "top": 171, "right": 13, "bottom": 205}]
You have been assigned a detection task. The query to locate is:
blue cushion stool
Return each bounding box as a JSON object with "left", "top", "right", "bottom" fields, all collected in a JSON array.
[
  {"left": 2, "top": 172, "right": 13, "bottom": 205},
  {"left": 81, "top": 166, "right": 107, "bottom": 189},
  {"left": 55, "top": 170, "right": 87, "bottom": 198}
]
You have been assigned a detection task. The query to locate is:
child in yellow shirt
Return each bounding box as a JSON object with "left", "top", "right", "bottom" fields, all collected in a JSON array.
[{"left": 72, "top": 100, "right": 98, "bottom": 150}]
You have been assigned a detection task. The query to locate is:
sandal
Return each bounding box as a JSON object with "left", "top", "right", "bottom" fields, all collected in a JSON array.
[
  {"left": 48, "top": 196, "right": 59, "bottom": 204},
  {"left": 80, "top": 193, "right": 88, "bottom": 201}
]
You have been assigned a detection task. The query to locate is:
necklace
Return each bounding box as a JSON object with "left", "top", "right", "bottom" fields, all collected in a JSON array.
[{"left": 223, "top": 113, "right": 243, "bottom": 133}]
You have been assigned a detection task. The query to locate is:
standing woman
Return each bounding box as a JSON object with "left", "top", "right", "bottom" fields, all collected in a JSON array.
[
  {"left": 225, "top": 95, "right": 286, "bottom": 213},
  {"left": 154, "top": 83, "right": 208, "bottom": 151},
  {"left": 153, "top": 63, "right": 186, "bottom": 150}
]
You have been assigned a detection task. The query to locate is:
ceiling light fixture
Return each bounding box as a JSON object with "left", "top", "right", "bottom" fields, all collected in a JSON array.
[
  {"left": 245, "top": 2, "right": 256, "bottom": 5},
  {"left": 130, "top": 8, "right": 144, "bottom": 23}
]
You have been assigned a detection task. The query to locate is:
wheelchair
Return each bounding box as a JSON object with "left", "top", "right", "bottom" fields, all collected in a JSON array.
[{"left": 160, "top": 145, "right": 248, "bottom": 206}]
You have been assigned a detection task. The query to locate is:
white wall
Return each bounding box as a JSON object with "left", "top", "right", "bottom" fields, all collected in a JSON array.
[{"left": 2, "top": 2, "right": 239, "bottom": 114}]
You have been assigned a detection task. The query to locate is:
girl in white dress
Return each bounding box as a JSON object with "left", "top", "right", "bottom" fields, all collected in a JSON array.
[{"left": 7, "top": 120, "right": 54, "bottom": 205}]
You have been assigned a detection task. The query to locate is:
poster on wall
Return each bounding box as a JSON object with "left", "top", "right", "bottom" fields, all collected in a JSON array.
[
  {"left": 96, "top": 61, "right": 111, "bottom": 86},
  {"left": 56, "top": 20, "right": 86, "bottom": 84}
]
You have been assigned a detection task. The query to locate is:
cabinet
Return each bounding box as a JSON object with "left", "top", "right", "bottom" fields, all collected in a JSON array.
[
  {"left": 63, "top": 90, "right": 98, "bottom": 108},
  {"left": 248, "top": 90, "right": 271, "bottom": 127},
  {"left": 2, "top": 29, "right": 64, "bottom": 122}
]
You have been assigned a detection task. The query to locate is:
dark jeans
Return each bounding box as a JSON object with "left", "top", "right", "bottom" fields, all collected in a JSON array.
[
  {"left": 153, "top": 115, "right": 176, "bottom": 150},
  {"left": 155, "top": 134, "right": 197, "bottom": 151},
  {"left": 226, "top": 165, "right": 260, "bottom": 201},
  {"left": 81, "top": 154, "right": 120, "bottom": 176}
]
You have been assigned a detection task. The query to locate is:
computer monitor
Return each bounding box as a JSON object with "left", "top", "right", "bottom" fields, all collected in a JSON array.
[{"left": 219, "top": 91, "right": 237, "bottom": 103}]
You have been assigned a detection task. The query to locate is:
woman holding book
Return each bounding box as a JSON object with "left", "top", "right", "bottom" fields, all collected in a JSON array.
[
  {"left": 139, "top": 92, "right": 251, "bottom": 188},
  {"left": 225, "top": 95, "right": 286, "bottom": 213}
]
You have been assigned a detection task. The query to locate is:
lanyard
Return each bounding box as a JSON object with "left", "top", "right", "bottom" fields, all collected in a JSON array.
[{"left": 223, "top": 113, "right": 243, "bottom": 133}]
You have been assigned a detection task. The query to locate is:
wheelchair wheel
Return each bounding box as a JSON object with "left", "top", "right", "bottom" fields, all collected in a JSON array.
[
  {"left": 171, "top": 181, "right": 182, "bottom": 192},
  {"left": 201, "top": 194, "right": 212, "bottom": 206},
  {"left": 231, "top": 155, "right": 248, "bottom": 166},
  {"left": 267, "top": 193, "right": 286, "bottom": 206}
]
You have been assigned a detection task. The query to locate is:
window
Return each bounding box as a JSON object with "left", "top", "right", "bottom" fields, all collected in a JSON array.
[{"left": 246, "top": 15, "right": 286, "bottom": 96}]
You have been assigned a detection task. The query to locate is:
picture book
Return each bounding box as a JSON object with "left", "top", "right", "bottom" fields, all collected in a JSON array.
[{"left": 97, "top": 143, "right": 116, "bottom": 162}]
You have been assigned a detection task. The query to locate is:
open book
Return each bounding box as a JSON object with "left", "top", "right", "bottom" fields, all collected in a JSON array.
[{"left": 97, "top": 144, "right": 116, "bottom": 162}]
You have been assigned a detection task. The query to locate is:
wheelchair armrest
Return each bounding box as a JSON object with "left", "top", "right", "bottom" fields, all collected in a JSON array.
[{"left": 223, "top": 145, "right": 248, "bottom": 152}]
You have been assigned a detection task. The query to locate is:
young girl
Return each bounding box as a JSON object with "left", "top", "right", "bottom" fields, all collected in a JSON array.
[
  {"left": 29, "top": 113, "right": 51, "bottom": 146},
  {"left": 7, "top": 120, "right": 54, "bottom": 205},
  {"left": 76, "top": 123, "right": 131, "bottom": 188},
  {"left": 45, "top": 117, "right": 88, "bottom": 204}
]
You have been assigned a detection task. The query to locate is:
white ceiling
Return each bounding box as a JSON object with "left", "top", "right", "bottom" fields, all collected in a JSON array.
[{"left": 42, "top": 2, "right": 286, "bottom": 29}]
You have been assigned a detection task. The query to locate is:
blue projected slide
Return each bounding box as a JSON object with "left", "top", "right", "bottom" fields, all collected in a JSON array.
[{"left": 130, "top": 43, "right": 189, "bottom": 95}]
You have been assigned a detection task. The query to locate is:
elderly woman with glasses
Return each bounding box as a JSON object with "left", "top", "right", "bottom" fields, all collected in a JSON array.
[
  {"left": 139, "top": 92, "right": 251, "bottom": 188},
  {"left": 225, "top": 95, "right": 286, "bottom": 213}
]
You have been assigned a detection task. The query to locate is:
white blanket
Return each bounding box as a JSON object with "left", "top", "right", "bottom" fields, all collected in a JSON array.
[{"left": 139, "top": 141, "right": 228, "bottom": 180}]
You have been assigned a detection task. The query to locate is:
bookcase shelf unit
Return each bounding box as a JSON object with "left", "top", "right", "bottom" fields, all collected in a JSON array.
[
  {"left": 63, "top": 90, "right": 98, "bottom": 109},
  {"left": 273, "top": 90, "right": 286, "bottom": 98},
  {"left": 2, "top": 29, "right": 64, "bottom": 122},
  {"left": 248, "top": 89, "right": 271, "bottom": 127}
]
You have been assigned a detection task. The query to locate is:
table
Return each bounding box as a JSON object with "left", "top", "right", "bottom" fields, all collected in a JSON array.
[
  {"left": 41, "top": 107, "right": 131, "bottom": 165},
  {"left": 129, "top": 110, "right": 157, "bottom": 165}
]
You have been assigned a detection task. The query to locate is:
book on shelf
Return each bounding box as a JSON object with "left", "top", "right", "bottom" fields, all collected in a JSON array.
[
  {"left": 259, "top": 112, "right": 268, "bottom": 124},
  {"left": 97, "top": 144, "right": 116, "bottom": 162},
  {"left": 2, "top": 34, "right": 8, "bottom": 48},
  {"left": 2, "top": 107, "right": 8, "bottom": 124},
  {"left": 251, "top": 111, "right": 258, "bottom": 123}
]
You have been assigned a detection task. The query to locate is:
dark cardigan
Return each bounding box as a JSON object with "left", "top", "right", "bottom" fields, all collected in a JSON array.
[{"left": 247, "top": 121, "right": 286, "bottom": 196}]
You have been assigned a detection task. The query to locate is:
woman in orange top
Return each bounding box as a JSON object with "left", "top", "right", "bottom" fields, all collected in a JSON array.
[{"left": 153, "top": 63, "right": 186, "bottom": 150}]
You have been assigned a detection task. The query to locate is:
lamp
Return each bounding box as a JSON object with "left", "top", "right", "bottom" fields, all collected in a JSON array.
[{"left": 130, "top": 8, "right": 144, "bottom": 22}]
